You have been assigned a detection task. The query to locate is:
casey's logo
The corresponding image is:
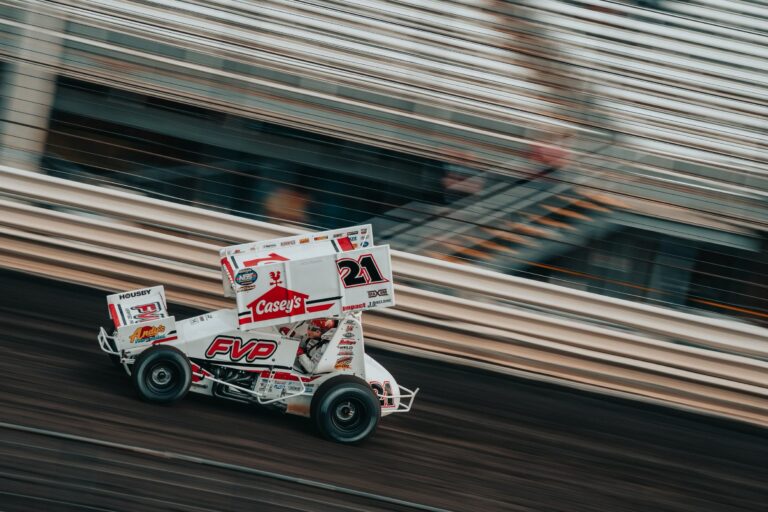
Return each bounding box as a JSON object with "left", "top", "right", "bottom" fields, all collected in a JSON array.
[
  {"left": 245, "top": 271, "right": 308, "bottom": 322},
  {"left": 205, "top": 336, "right": 277, "bottom": 362},
  {"left": 129, "top": 324, "right": 165, "bottom": 343}
]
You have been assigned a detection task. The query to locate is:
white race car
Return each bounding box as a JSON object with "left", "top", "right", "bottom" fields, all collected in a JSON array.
[{"left": 98, "top": 225, "right": 417, "bottom": 443}]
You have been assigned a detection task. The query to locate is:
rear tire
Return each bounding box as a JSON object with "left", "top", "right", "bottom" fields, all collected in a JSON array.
[
  {"left": 132, "top": 346, "right": 191, "bottom": 404},
  {"left": 311, "top": 376, "right": 380, "bottom": 444}
]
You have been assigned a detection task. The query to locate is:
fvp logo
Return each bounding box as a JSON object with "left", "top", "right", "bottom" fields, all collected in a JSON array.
[
  {"left": 130, "top": 302, "right": 164, "bottom": 322},
  {"left": 205, "top": 336, "right": 277, "bottom": 362}
]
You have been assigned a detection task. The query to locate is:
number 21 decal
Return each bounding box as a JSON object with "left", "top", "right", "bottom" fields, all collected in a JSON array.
[{"left": 336, "top": 254, "right": 389, "bottom": 288}]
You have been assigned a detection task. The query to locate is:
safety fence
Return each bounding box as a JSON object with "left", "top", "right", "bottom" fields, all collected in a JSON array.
[
  {"left": 1, "top": 165, "right": 767, "bottom": 427},
  {"left": 1, "top": 0, "right": 766, "bottom": 202},
  {"left": 1, "top": 0, "right": 767, "bottom": 327}
]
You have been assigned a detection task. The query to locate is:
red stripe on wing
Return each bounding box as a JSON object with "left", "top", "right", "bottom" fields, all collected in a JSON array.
[
  {"left": 221, "top": 257, "right": 236, "bottom": 281},
  {"left": 108, "top": 303, "right": 121, "bottom": 328},
  {"left": 151, "top": 336, "right": 178, "bottom": 345},
  {"left": 307, "top": 303, "right": 334, "bottom": 313}
]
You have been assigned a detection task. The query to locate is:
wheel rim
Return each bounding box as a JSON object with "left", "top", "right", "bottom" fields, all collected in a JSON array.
[
  {"left": 151, "top": 366, "right": 172, "bottom": 386},
  {"left": 146, "top": 361, "right": 179, "bottom": 394},
  {"left": 331, "top": 397, "right": 366, "bottom": 432}
]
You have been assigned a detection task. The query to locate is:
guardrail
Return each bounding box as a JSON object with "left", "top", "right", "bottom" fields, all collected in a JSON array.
[{"left": 1, "top": 166, "right": 767, "bottom": 427}]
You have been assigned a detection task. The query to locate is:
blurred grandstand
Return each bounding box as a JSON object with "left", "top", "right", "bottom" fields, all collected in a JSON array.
[{"left": 0, "top": 0, "right": 766, "bottom": 324}]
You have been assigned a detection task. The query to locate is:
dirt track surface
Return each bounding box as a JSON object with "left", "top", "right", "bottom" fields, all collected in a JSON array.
[{"left": 0, "top": 269, "right": 766, "bottom": 511}]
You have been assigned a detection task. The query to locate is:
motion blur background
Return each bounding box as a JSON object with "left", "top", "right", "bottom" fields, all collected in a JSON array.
[
  {"left": 0, "top": 1, "right": 767, "bottom": 511},
  {"left": 1, "top": 0, "right": 766, "bottom": 324}
]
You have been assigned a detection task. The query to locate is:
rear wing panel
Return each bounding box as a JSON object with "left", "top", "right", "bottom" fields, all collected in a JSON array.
[
  {"left": 106, "top": 286, "right": 169, "bottom": 329},
  {"left": 229, "top": 245, "right": 394, "bottom": 330}
]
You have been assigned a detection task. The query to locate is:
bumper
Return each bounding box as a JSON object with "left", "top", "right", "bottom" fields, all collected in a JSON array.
[
  {"left": 390, "top": 385, "right": 419, "bottom": 414},
  {"left": 97, "top": 327, "right": 119, "bottom": 356}
]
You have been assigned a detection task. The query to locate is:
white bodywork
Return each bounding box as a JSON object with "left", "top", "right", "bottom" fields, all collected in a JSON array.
[{"left": 98, "top": 225, "right": 417, "bottom": 417}]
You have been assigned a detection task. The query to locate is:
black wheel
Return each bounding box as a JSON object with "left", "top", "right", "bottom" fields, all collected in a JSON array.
[
  {"left": 131, "top": 346, "right": 191, "bottom": 404},
  {"left": 311, "top": 376, "right": 380, "bottom": 444}
]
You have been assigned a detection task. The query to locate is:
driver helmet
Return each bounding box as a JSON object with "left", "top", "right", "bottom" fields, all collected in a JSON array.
[{"left": 308, "top": 318, "right": 336, "bottom": 335}]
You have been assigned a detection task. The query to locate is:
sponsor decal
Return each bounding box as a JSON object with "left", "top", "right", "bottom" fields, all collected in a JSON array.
[
  {"left": 314, "top": 235, "right": 328, "bottom": 241},
  {"left": 336, "top": 236, "right": 355, "bottom": 252},
  {"left": 286, "top": 382, "right": 304, "bottom": 392},
  {"left": 129, "top": 324, "right": 166, "bottom": 344},
  {"left": 280, "top": 240, "right": 296, "bottom": 247},
  {"left": 333, "top": 232, "right": 344, "bottom": 238},
  {"left": 339, "top": 339, "right": 356, "bottom": 346},
  {"left": 299, "top": 238, "right": 309, "bottom": 244},
  {"left": 245, "top": 271, "right": 309, "bottom": 322},
  {"left": 130, "top": 302, "right": 164, "bottom": 322},
  {"left": 367, "top": 288, "right": 389, "bottom": 298},
  {"left": 361, "top": 228, "right": 368, "bottom": 234},
  {"left": 334, "top": 357, "right": 352, "bottom": 370},
  {"left": 235, "top": 268, "right": 258, "bottom": 286},
  {"left": 337, "top": 349, "right": 354, "bottom": 356},
  {"left": 342, "top": 332, "right": 355, "bottom": 339},
  {"left": 342, "top": 303, "right": 364, "bottom": 312},
  {"left": 367, "top": 299, "right": 392, "bottom": 308},
  {"left": 370, "top": 381, "right": 395, "bottom": 408},
  {"left": 205, "top": 336, "right": 277, "bottom": 362},
  {"left": 118, "top": 289, "right": 151, "bottom": 300},
  {"left": 337, "top": 254, "right": 388, "bottom": 288},
  {"left": 361, "top": 241, "right": 369, "bottom": 247},
  {"left": 190, "top": 313, "right": 215, "bottom": 325},
  {"left": 345, "top": 324, "right": 354, "bottom": 333}
]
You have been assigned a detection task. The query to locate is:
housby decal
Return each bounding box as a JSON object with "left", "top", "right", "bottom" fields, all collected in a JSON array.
[{"left": 118, "top": 289, "right": 151, "bottom": 300}]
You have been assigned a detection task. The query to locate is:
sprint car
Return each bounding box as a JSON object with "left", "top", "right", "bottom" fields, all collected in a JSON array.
[{"left": 98, "top": 225, "right": 417, "bottom": 443}]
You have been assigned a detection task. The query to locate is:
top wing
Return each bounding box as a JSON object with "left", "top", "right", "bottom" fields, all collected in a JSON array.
[
  {"left": 220, "top": 224, "right": 373, "bottom": 298},
  {"left": 219, "top": 225, "right": 394, "bottom": 330}
]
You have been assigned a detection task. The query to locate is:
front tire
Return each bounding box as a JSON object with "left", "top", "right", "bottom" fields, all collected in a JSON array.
[
  {"left": 131, "top": 346, "right": 191, "bottom": 404},
  {"left": 311, "top": 376, "right": 380, "bottom": 444}
]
